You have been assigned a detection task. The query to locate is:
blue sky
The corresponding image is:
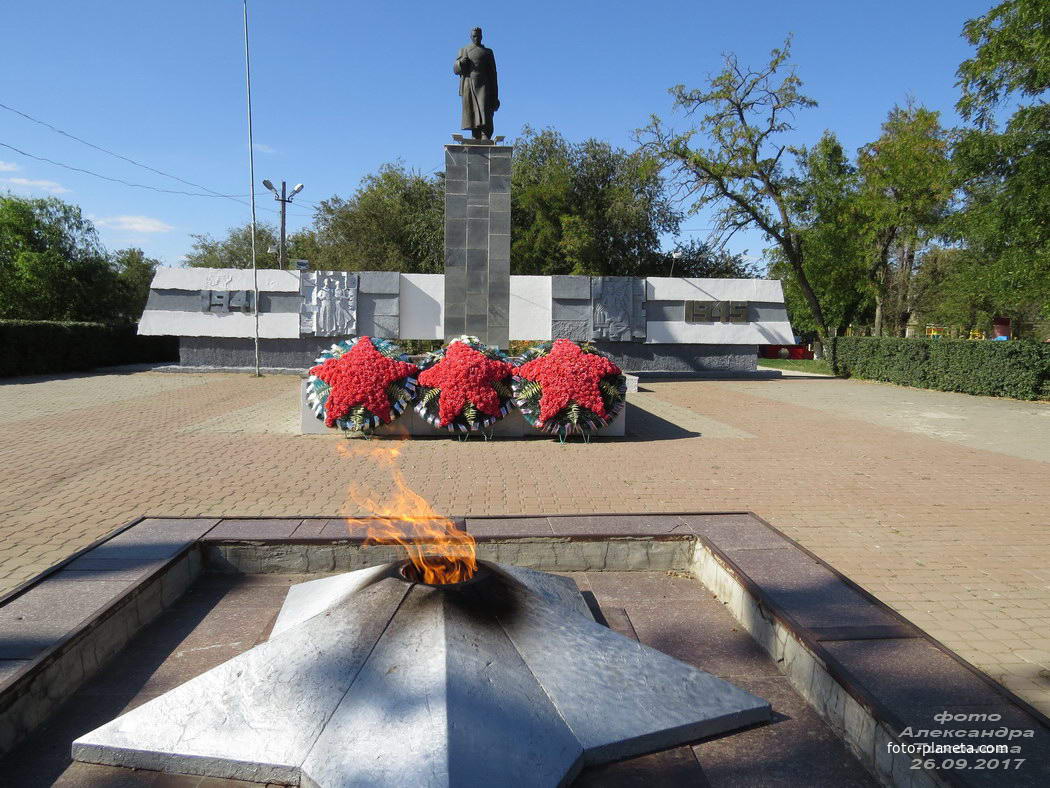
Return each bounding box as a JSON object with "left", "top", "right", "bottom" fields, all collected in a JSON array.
[{"left": 1, "top": 0, "right": 993, "bottom": 267}]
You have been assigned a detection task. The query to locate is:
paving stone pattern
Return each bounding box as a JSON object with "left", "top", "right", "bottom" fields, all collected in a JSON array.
[{"left": 0, "top": 370, "right": 1048, "bottom": 716}]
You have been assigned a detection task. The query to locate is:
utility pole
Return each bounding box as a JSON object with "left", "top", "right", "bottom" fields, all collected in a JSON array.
[
  {"left": 263, "top": 180, "right": 304, "bottom": 268},
  {"left": 243, "top": 0, "right": 260, "bottom": 377}
]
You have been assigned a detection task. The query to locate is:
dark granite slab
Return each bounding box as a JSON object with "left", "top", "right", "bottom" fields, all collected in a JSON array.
[
  {"left": 626, "top": 599, "right": 783, "bottom": 680},
  {"left": 821, "top": 638, "right": 1011, "bottom": 724},
  {"left": 682, "top": 517, "right": 794, "bottom": 550},
  {"left": 693, "top": 675, "right": 876, "bottom": 788},
  {"left": 719, "top": 547, "right": 904, "bottom": 630},
  {"left": 546, "top": 514, "right": 689, "bottom": 536},
  {"left": 79, "top": 519, "right": 217, "bottom": 563},
  {"left": 465, "top": 517, "right": 555, "bottom": 538},
  {"left": 0, "top": 576, "right": 133, "bottom": 659},
  {"left": 202, "top": 519, "right": 302, "bottom": 540}
]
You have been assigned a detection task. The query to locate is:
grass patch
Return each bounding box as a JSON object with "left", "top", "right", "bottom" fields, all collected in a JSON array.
[{"left": 757, "top": 358, "right": 834, "bottom": 375}]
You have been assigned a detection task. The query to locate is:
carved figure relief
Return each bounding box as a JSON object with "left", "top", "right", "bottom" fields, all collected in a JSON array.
[
  {"left": 303, "top": 272, "right": 358, "bottom": 337},
  {"left": 591, "top": 277, "right": 634, "bottom": 342}
]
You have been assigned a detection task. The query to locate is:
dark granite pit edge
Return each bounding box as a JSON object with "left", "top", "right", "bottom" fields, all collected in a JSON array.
[
  {"left": 0, "top": 517, "right": 216, "bottom": 757},
  {"left": 3, "top": 513, "right": 1047, "bottom": 788}
]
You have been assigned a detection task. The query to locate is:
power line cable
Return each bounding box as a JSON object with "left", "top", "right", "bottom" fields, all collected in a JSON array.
[
  {"left": 0, "top": 101, "right": 247, "bottom": 203},
  {"left": 0, "top": 140, "right": 250, "bottom": 199},
  {"left": 0, "top": 140, "right": 313, "bottom": 219},
  {"left": 0, "top": 102, "right": 314, "bottom": 219}
]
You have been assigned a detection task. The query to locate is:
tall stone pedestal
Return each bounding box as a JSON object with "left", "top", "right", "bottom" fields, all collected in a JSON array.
[{"left": 443, "top": 141, "right": 511, "bottom": 348}]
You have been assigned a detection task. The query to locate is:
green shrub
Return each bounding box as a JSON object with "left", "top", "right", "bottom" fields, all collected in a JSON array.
[
  {"left": 0, "top": 320, "right": 177, "bottom": 378},
  {"left": 832, "top": 336, "right": 1050, "bottom": 400}
]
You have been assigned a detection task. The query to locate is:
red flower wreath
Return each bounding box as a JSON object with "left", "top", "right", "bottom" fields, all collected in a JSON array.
[
  {"left": 309, "top": 337, "right": 418, "bottom": 428},
  {"left": 416, "top": 339, "right": 515, "bottom": 429},
  {"left": 514, "top": 339, "right": 626, "bottom": 435}
]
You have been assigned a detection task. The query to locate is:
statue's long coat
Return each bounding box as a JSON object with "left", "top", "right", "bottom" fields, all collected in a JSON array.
[{"left": 454, "top": 44, "right": 498, "bottom": 131}]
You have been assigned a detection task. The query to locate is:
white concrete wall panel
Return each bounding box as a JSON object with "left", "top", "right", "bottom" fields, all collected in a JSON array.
[
  {"left": 151, "top": 267, "right": 302, "bottom": 293},
  {"left": 645, "top": 278, "right": 785, "bottom": 303},
  {"left": 399, "top": 274, "right": 444, "bottom": 339},
  {"left": 138, "top": 310, "right": 300, "bottom": 339},
  {"left": 510, "top": 276, "right": 552, "bottom": 340},
  {"left": 646, "top": 320, "right": 795, "bottom": 345}
]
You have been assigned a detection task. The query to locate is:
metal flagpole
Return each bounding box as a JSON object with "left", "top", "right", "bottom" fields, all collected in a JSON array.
[{"left": 243, "top": 0, "right": 260, "bottom": 376}]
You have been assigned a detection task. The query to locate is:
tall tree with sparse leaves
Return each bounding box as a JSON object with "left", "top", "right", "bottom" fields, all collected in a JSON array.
[{"left": 640, "top": 40, "right": 847, "bottom": 358}]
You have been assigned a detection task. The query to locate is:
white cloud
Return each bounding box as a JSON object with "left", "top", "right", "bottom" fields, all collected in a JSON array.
[
  {"left": 0, "top": 161, "right": 18, "bottom": 172},
  {"left": 253, "top": 142, "right": 276, "bottom": 154},
  {"left": 2, "top": 177, "right": 69, "bottom": 194},
  {"left": 94, "top": 215, "right": 173, "bottom": 233}
]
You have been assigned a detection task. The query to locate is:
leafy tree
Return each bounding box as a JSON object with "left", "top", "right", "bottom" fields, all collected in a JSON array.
[
  {"left": 956, "top": 0, "right": 1050, "bottom": 128},
  {"left": 111, "top": 247, "right": 161, "bottom": 323},
  {"left": 655, "top": 238, "right": 760, "bottom": 279},
  {"left": 773, "top": 132, "right": 871, "bottom": 336},
  {"left": 511, "top": 126, "right": 680, "bottom": 276},
  {"left": 950, "top": 0, "right": 1050, "bottom": 323},
  {"left": 0, "top": 195, "right": 122, "bottom": 322},
  {"left": 856, "top": 104, "right": 953, "bottom": 336},
  {"left": 185, "top": 222, "right": 282, "bottom": 269},
  {"left": 302, "top": 164, "right": 444, "bottom": 273},
  {"left": 911, "top": 246, "right": 998, "bottom": 331},
  {"left": 639, "top": 40, "right": 852, "bottom": 358}
]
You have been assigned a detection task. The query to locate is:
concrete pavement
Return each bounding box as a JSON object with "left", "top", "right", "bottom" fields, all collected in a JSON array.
[{"left": 1, "top": 368, "right": 1047, "bottom": 715}]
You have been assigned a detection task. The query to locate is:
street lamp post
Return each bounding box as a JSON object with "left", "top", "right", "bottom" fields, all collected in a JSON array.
[
  {"left": 263, "top": 180, "right": 304, "bottom": 269},
  {"left": 670, "top": 250, "right": 682, "bottom": 278}
]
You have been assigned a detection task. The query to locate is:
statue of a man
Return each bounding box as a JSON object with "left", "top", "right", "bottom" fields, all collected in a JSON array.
[{"left": 454, "top": 27, "right": 499, "bottom": 140}]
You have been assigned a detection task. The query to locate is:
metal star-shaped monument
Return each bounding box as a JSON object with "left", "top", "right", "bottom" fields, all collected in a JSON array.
[
  {"left": 417, "top": 341, "right": 514, "bottom": 427},
  {"left": 310, "top": 337, "right": 418, "bottom": 426},
  {"left": 516, "top": 339, "right": 620, "bottom": 426},
  {"left": 73, "top": 563, "right": 770, "bottom": 787}
]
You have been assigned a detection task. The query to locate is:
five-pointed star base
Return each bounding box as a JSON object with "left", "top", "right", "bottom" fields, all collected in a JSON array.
[{"left": 73, "top": 563, "right": 770, "bottom": 787}]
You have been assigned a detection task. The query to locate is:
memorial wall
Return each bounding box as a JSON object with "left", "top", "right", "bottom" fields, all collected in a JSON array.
[{"left": 138, "top": 267, "right": 794, "bottom": 372}]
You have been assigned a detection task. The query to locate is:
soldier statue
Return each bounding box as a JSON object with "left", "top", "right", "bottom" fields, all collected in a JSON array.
[{"left": 454, "top": 27, "right": 500, "bottom": 140}]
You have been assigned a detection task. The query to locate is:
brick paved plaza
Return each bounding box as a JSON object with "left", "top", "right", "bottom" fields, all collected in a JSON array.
[{"left": 2, "top": 368, "right": 1048, "bottom": 716}]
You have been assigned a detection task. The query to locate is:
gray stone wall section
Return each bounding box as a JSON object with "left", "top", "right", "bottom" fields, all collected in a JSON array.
[
  {"left": 357, "top": 271, "right": 399, "bottom": 294},
  {"left": 444, "top": 143, "right": 511, "bottom": 347},
  {"left": 648, "top": 300, "right": 789, "bottom": 324},
  {"left": 358, "top": 271, "right": 399, "bottom": 339},
  {"left": 180, "top": 337, "right": 355, "bottom": 369},
  {"left": 146, "top": 290, "right": 301, "bottom": 313},
  {"left": 550, "top": 276, "right": 591, "bottom": 340},
  {"left": 590, "top": 342, "right": 758, "bottom": 373}
]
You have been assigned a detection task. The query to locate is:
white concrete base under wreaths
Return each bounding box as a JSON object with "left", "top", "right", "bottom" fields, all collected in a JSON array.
[{"left": 298, "top": 378, "right": 633, "bottom": 437}]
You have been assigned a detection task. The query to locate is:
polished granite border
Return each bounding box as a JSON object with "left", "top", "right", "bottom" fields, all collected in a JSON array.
[{"left": 1, "top": 513, "right": 1047, "bottom": 786}]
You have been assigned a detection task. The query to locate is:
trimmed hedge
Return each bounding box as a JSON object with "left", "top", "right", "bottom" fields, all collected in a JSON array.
[
  {"left": 833, "top": 336, "right": 1050, "bottom": 400},
  {"left": 0, "top": 320, "right": 178, "bottom": 378}
]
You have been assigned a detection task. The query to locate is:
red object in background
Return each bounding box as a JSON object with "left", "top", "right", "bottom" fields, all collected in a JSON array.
[{"left": 759, "top": 345, "right": 814, "bottom": 360}]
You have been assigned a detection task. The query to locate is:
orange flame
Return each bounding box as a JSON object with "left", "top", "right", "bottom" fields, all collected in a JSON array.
[{"left": 336, "top": 436, "right": 477, "bottom": 585}]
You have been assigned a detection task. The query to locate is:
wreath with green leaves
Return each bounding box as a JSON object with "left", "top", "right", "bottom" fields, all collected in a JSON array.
[
  {"left": 306, "top": 336, "right": 418, "bottom": 433},
  {"left": 513, "top": 339, "right": 626, "bottom": 439},
  {"left": 414, "top": 336, "right": 516, "bottom": 434}
]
